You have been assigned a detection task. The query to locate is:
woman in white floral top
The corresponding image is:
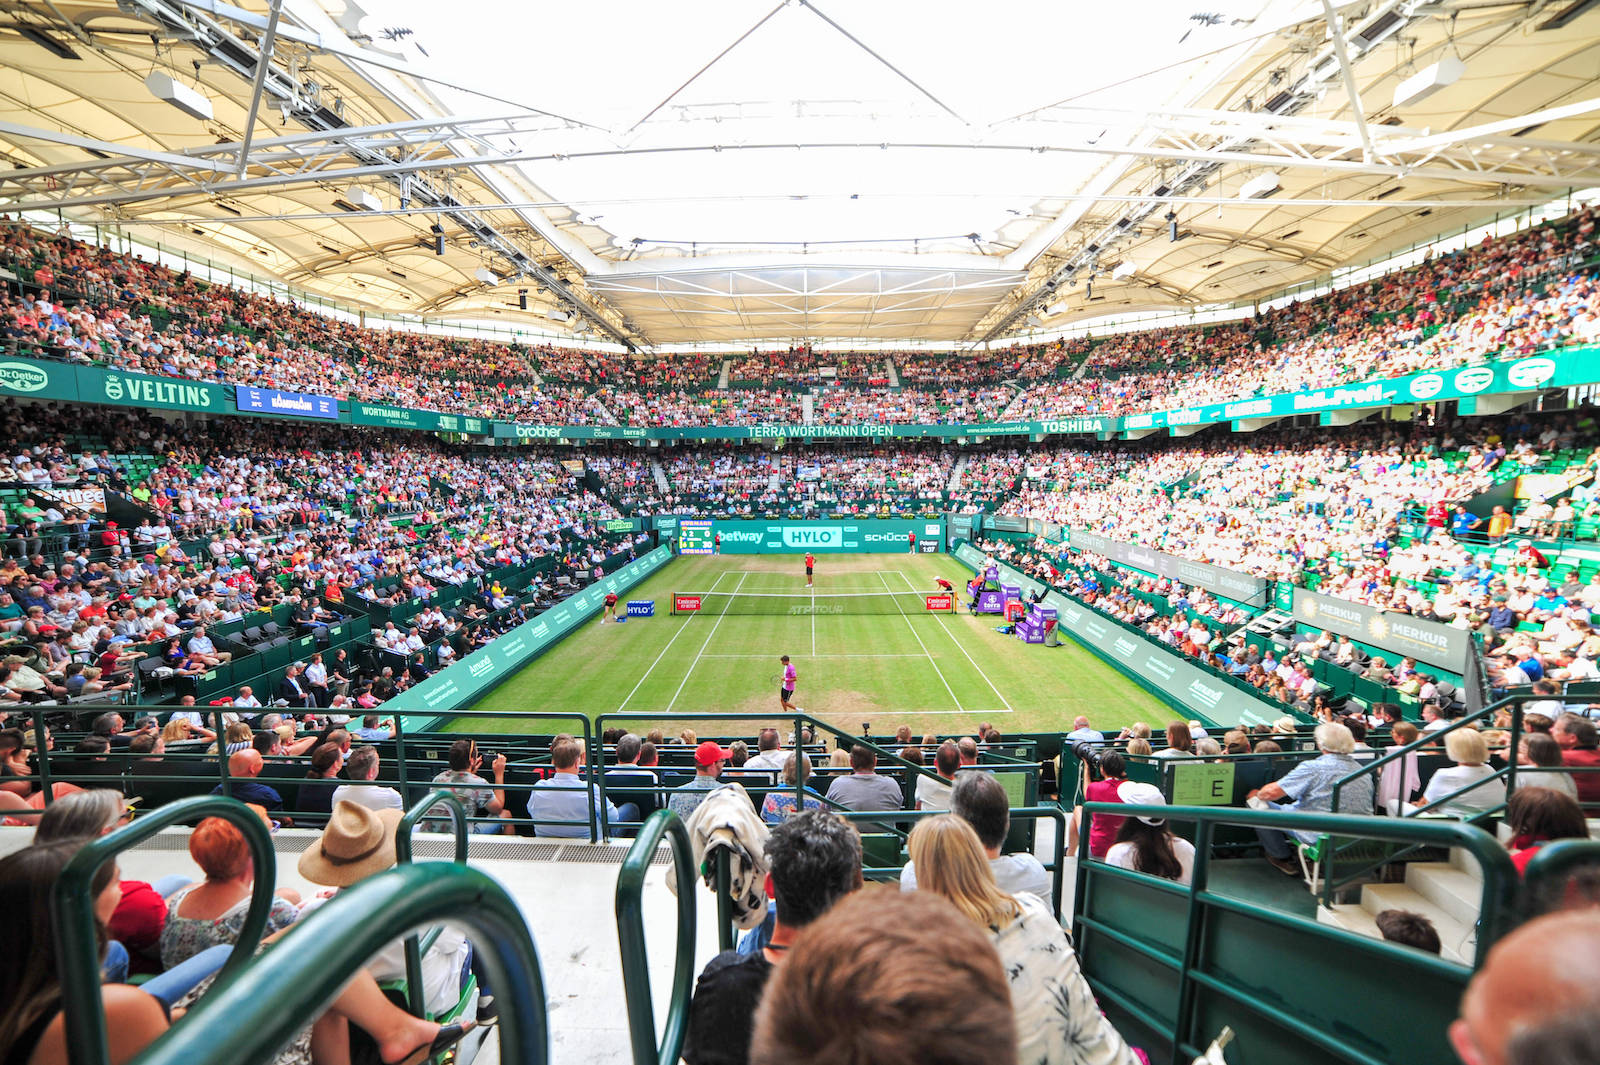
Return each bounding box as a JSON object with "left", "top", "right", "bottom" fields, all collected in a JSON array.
[{"left": 908, "top": 815, "right": 1139, "bottom": 1065}]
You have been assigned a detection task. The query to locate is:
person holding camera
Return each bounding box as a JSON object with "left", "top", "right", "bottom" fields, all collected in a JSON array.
[
  {"left": 1066, "top": 749, "right": 1129, "bottom": 859},
  {"left": 429, "top": 739, "right": 510, "bottom": 834}
]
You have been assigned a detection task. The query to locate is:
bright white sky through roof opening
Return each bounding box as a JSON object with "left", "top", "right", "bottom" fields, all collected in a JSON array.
[{"left": 358, "top": 0, "right": 1295, "bottom": 256}]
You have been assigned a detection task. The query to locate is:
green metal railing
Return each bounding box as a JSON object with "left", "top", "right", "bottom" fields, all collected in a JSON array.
[
  {"left": 614, "top": 809, "right": 697, "bottom": 1065},
  {"left": 395, "top": 790, "right": 469, "bottom": 1018},
  {"left": 54, "top": 796, "right": 277, "bottom": 1065},
  {"left": 135, "top": 862, "right": 550, "bottom": 1065},
  {"left": 1077, "top": 803, "right": 1518, "bottom": 1065}
]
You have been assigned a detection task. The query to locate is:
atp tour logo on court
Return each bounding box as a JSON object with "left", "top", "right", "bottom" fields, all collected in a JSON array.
[{"left": 781, "top": 526, "right": 843, "bottom": 548}]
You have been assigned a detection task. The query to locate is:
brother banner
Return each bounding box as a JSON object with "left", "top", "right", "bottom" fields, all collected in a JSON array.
[
  {"left": 1071, "top": 530, "right": 1269, "bottom": 607},
  {"left": 712, "top": 519, "right": 945, "bottom": 554},
  {"left": 1290, "top": 587, "right": 1469, "bottom": 671}
]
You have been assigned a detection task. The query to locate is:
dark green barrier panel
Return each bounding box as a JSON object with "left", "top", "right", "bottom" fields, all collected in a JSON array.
[
  {"left": 390, "top": 545, "right": 671, "bottom": 718},
  {"left": 615, "top": 810, "right": 698, "bottom": 1065},
  {"left": 1075, "top": 803, "right": 1518, "bottom": 1065},
  {"left": 136, "top": 862, "right": 549, "bottom": 1065},
  {"left": 55, "top": 796, "right": 277, "bottom": 1065}
]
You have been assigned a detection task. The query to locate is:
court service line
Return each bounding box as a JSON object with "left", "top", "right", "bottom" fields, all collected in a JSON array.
[
  {"left": 877, "top": 570, "right": 964, "bottom": 713},
  {"left": 700, "top": 653, "right": 929, "bottom": 659},
  {"left": 616, "top": 568, "right": 728, "bottom": 712},
  {"left": 811, "top": 583, "right": 816, "bottom": 657},
  {"left": 896, "top": 569, "right": 1016, "bottom": 712},
  {"left": 666, "top": 570, "right": 749, "bottom": 711}
]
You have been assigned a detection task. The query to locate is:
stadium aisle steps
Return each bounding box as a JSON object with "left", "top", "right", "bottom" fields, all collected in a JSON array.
[{"left": 1316, "top": 846, "right": 1483, "bottom": 965}]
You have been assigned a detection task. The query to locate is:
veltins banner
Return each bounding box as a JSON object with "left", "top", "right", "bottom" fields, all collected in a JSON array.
[{"left": 1290, "top": 587, "right": 1469, "bottom": 671}]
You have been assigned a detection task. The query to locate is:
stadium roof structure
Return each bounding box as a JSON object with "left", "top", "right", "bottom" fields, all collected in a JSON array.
[{"left": 1, "top": 0, "right": 1598, "bottom": 349}]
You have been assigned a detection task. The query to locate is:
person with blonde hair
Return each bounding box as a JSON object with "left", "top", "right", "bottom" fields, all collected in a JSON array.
[
  {"left": 906, "top": 815, "right": 1137, "bottom": 1065},
  {"left": 160, "top": 718, "right": 195, "bottom": 744},
  {"left": 1403, "top": 727, "right": 1505, "bottom": 817},
  {"left": 1125, "top": 737, "right": 1153, "bottom": 757}
]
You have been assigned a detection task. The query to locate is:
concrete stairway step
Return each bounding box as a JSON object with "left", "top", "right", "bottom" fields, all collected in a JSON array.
[
  {"left": 1358, "top": 882, "right": 1475, "bottom": 964},
  {"left": 1407, "top": 862, "right": 1482, "bottom": 928},
  {"left": 1318, "top": 902, "right": 1472, "bottom": 965}
]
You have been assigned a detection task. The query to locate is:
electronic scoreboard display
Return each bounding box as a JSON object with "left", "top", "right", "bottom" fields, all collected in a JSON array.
[{"left": 678, "top": 519, "right": 715, "bottom": 555}]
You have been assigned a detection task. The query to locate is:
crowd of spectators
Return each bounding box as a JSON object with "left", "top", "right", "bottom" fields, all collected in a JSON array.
[
  {"left": 643, "top": 445, "right": 957, "bottom": 517},
  {"left": 1001, "top": 411, "right": 1600, "bottom": 614},
  {"left": 0, "top": 403, "right": 639, "bottom": 709},
  {"left": 4, "top": 205, "right": 1599, "bottom": 435},
  {"left": 727, "top": 348, "right": 885, "bottom": 385}
]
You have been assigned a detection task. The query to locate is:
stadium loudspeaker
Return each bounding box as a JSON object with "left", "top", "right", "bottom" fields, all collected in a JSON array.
[{"left": 519, "top": 290, "right": 529, "bottom": 310}]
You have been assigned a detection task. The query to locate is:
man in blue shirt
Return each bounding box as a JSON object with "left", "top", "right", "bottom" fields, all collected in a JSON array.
[
  {"left": 210, "top": 749, "right": 286, "bottom": 818},
  {"left": 1450, "top": 507, "right": 1480, "bottom": 538},
  {"left": 528, "top": 735, "right": 635, "bottom": 837},
  {"left": 1246, "top": 722, "right": 1372, "bottom": 875}
]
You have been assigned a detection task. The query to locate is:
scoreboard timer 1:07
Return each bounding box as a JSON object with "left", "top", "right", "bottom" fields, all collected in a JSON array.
[{"left": 677, "top": 519, "right": 715, "bottom": 555}]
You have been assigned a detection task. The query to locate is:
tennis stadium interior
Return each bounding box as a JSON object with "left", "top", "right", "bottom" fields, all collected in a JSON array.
[{"left": 3, "top": 1, "right": 1600, "bottom": 1064}]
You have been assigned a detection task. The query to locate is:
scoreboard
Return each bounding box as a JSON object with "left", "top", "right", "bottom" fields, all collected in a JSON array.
[{"left": 678, "top": 519, "right": 715, "bottom": 555}]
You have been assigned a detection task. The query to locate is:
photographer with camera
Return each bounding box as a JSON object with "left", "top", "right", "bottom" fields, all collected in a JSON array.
[
  {"left": 429, "top": 738, "right": 510, "bottom": 834},
  {"left": 1065, "top": 745, "right": 1130, "bottom": 859}
]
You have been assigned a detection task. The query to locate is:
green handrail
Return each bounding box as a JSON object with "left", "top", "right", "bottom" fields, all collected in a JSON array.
[
  {"left": 55, "top": 796, "right": 277, "bottom": 1065},
  {"left": 614, "top": 809, "right": 697, "bottom": 1065},
  {"left": 134, "top": 862, "right": 550, "bottom": 1065},
  {"left": 1082, "top": 802, "right": 1521, "bottom": 966},
  {"left": 395, "top": 790, "right": 469, "bottom": 1017}
]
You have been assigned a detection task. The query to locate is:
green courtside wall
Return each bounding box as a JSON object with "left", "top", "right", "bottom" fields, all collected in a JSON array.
[
  {"left": 1, "top": 345, "right": 1594, "bottom": 442},
  {"left": 709, "top": 518, "right": 945, "bottom": 553},
  {"left": 388, "top": 545, "right": 671, "bottom": 723},
  {"left": 951, "top": 542, "right": 1289, "bottom": 728}
]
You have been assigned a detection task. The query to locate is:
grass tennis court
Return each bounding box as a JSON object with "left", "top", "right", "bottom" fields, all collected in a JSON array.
[{"left": 450, "top": 553, "right": 1164, "bottom": 737}]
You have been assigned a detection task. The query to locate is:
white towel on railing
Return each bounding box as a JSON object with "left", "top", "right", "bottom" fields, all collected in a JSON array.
[{"left": 665, "top": 783, "right": 771, "bottom": 930}]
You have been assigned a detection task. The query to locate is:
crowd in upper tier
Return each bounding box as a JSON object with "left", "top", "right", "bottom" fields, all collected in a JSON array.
[{"left": 2, "top": 204, "right": 1596, "bottom": 431}]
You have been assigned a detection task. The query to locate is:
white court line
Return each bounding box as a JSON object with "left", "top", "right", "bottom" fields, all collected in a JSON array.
[
  {"left": 616, "top": 568, "right": 728, "bottom": 712},
  {"left": 896, "top": 569, "right": 1016, "bottom": 712},
  {"left": 878, "top": 570, "right": 964, "bottom": 713},
  {"left": 666, "top": 571, "right": 749, "bottom": 711},
  {"left": 811, "top": 583, "right": 816, "bottom": 657},
  {"left": 700, "top": 646, "right": 928, "bottom": 655}
]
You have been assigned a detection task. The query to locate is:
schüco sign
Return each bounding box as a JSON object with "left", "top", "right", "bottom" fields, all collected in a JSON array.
[{"left": 0, "top": 362, "right": 51, "bottom": 393}]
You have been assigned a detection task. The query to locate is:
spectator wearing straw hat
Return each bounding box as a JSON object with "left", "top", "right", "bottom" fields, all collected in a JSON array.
[{"left": 298, "top": 801, "right": 497, "bottom": 1026}]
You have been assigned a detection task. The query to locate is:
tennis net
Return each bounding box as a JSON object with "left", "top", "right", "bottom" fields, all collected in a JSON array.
[{"left": 671, "top": 590, "right": 957, "bottom": 616}]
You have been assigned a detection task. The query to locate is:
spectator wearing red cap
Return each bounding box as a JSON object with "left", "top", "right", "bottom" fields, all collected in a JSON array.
[{"left": 671, "top": 741, "right": 731, "bottom": 819}]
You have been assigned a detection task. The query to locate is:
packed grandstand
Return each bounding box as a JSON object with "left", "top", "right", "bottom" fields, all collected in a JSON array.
[{"left": 3, "top": 3, "right": 1600, "bottom": 1065}]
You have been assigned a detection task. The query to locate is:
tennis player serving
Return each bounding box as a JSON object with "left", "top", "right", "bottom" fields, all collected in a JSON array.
[
  {"left": 779, "top": 654, "right": 799, "bottom": 713},
  {"left": 804, "top": 552, "right": 815, "bottom": 587}
]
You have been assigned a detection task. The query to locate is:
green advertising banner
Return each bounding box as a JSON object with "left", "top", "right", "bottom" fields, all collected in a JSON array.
[
  {"left": 350, "top": 402, "right": 490, "bottom": 437},
  {"left": 0, "top": 355, "right": 218, "bottom": 413},
  {"left": 391, "top": 545, "right": 671, "bottom": 718},
  {"left": 714, "top": 518, "right": 945, "bottom": 553},
  {"left": 1121, "top": 348, "right": 1595, "bottom": 434},
  {"left": 81, "top": 364, "right": 229, "bottom": 412},
  {"left": 951, "top": 543, "right": 1288, "bottom": 727},
  {"left": 5, "top": 344, "right": 1598, "bottom": 446}
]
